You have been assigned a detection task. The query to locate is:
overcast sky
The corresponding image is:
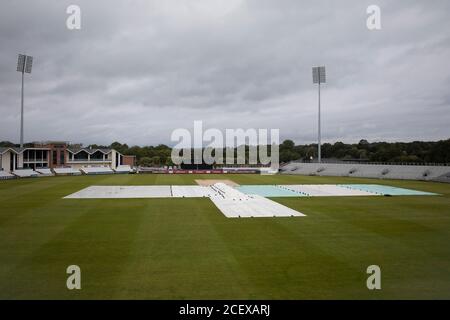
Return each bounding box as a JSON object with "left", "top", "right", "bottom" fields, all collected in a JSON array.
[{"left": 0, "top": 0, "right": 449, "bottom": 146}]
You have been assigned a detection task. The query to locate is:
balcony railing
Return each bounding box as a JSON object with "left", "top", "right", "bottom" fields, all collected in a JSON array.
[
  {"left": 292, "top": 159, "right": 450, "bottom": 166},
  {"left": 67, "top": 159, "right": 111, "bottom": 163}
]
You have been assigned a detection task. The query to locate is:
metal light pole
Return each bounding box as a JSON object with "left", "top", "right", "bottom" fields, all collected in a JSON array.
[
  {"left": 312, "top": 66, "right": 326, "bottom": 163},
  {"left": 16, "top": 54, "right": 33, "bottom": 148}
]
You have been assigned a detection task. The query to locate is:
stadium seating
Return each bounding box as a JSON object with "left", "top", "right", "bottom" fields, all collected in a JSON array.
[
  {"left": 381, "top": 165, "right": 450, "bottom": 180},
  {"left": 13, "top": 169, "right": 38, "bottom": 178},
  {"left": 0, "top": 171, "right": 15, "bottom": 180},
  {"left": 80, "top": 166, "right": 114, "bottom": 175},
  {"left": 53, "top": 167, "right": 82, "bottom": 175},
  {"left": 282, "top": 163, "right": 355, "bottom": 176},
  {"left": 138, "top": 167, "right": 167, "bottom": 173},
  {"left": 222, "top": 167, "right": 260, "bottom": 173},
  {"left": 348, "top": 165, "right": 385, "bottom": 179},
  {"left": 35, "top": 168, "right": 54, "bottom": 176},
  {"left": 434, "top": 172, "right": 450, "bottom": 183},
  {"left": 282, "top": 162, "right": 450, "bottom": 182},
  {"left": 114, "top": 165, "right": 133, "bottom": 173}
]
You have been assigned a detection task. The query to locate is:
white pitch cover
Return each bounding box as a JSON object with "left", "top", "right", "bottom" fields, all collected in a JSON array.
[
  {"left": 209, "top": 183, "right": 305, "bottom": 218},
  {"left": 171, "top": 186, "right": 214, "bottom": 198},
  {"left": 280, "top": 184, "right": 376, "bottom": 197},
  {"left": 64, "top": 186, "right": 172, "bottom": 198},
  {"left": 64, "top": 183, "right": 305, "bottom": 218}
]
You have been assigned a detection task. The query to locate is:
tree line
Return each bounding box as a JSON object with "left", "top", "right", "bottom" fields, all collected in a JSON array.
[
  {"left": 92, "top": 138, "right": 450, "bottom": 165},
  {"left": 1, "top": 138, "right": 449, "bottom": 165},
  {"left": 279, "top": 139, "right": 450, "bottom": 164}
]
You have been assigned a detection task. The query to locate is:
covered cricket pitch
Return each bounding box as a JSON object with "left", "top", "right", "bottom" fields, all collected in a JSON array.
[{"left": 0, "top": 174, "right": 449, "bottom": 299}]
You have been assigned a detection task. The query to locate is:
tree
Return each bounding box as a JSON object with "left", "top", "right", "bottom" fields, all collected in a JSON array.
[
  {"left": 151, "top": 156, "right": 161, "bottom": 166},
  {"left": 110, "top": 142, "right": 129, "bottom": 154},
  {"left": 88, "top": 138, "right": 450, "bottom": 165},
  {"left": 358, "top": 139, "right": 369, "bottom": 146},
  {"left": 280, "top": 140, "right": 295, "bottom": 151},
  {"left": 139, "top": 157, "right": 152, "bottom": 167},
  {"left": 88, "top": 144, "right": 108, "bottom": 149},
  {"left": 0, "top": 141, "right": 16, "bottom": 147}
]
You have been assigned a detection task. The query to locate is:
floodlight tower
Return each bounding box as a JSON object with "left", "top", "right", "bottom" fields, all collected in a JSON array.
[
  {"left": 17, "top": 54, "right": 33, "bottom": 148},
  {"left": 312, "top": 66, "right": 326, "bottom": 163}
]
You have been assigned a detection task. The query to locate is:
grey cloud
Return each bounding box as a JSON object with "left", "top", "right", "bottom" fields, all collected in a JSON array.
[{"left": 0, "top": 0, "right": 449, "bottom": 146}]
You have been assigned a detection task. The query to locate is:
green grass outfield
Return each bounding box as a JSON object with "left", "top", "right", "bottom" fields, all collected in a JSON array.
[{"left": 0, "top": 174, "right": 449, "bottom": 299}]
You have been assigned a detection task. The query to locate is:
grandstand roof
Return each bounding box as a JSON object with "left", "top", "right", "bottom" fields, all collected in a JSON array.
[
  {"left": 66, "top": 147, "right": 117, "bottom": 155},
  {"left": 1, "top": 146, "right": 121, "bottom": 155},
  {"left": 0, "top": 147, "right": 50, "bottom": 154},
  {"left": 0, "top": 147, "right": 14, "bottom": 154}
]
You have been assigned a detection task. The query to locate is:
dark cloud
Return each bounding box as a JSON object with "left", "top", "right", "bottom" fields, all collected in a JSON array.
[{"left": 0, "top": 0, "right": 449, "bottom": 146}]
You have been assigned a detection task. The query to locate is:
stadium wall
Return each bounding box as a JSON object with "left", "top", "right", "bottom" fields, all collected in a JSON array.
[
  {"left": 1, "top": 151, "right": 11, "bottom": 171},
  {"left": 122, "top": 155, "right": 136, "bottom": 167}
]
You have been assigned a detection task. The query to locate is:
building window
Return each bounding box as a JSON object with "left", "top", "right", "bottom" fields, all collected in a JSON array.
[
  {"left": 90, "top": 151, "right": 104, "bottom": 161},
  {"left": 53, "top": 151, "right": 57, "bottom": 165},
  {"left": 74, "top": 151, "right": 89, "bottom": 161}
]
